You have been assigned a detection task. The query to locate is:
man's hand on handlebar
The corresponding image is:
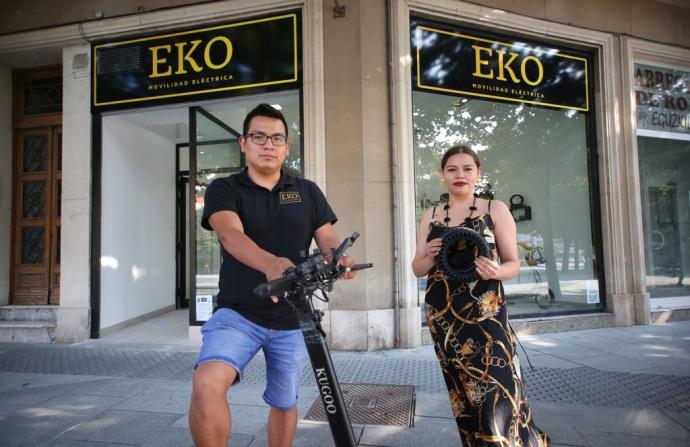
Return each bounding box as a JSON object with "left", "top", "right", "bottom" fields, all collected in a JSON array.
[
  {"left": 338, "top": 255, "right": 358, "bottom": 280},
  {"left": 265, "top": 256, "right": 295, "bottom": 303},
  {"left": 253, "top": 232, "right": 372, "bottom": 303}
]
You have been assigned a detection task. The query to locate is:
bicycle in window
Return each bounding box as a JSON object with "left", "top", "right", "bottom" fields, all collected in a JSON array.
[{"left": 510, "top": 242, "right": 555, "bottom": 309}]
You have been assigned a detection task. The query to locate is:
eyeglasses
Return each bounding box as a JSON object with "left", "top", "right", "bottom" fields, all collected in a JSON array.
[{"left": 244, "top": 132, "right": 287, "bottom": 146}]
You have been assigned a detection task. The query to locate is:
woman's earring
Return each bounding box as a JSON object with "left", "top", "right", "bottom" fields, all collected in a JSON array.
[{"left": 440, "top": 178, "right": 446, "bottom": 185}]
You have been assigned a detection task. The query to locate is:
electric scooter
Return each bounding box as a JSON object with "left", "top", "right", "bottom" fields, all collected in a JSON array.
[{"left": 253, "top": 232, "right": 372, "bottom": 447}]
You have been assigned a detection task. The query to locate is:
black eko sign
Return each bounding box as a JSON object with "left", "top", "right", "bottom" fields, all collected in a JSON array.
[
  {"left": 93, "top": 13, "right": 300, "bottom": 110},
  {"left": 412, "top": 19, "right": 590, "bottom": 112}
]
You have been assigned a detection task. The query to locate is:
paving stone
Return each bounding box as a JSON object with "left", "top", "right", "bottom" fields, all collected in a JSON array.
[
  {"left": 60, "top": 377, "right": 155, "bottom": 398},
  {"left": 582, "top": 431, "right": 690, "bottom": 447},
  {"left": 359, "top": 415, "right": 460, "bottom": 447},
  {"left": 0, "top": 385, "right": 68, "bottom": 406},
  {"left": 58, "top": 409, "right": 180, "bottom": 444},
  {"left": 228, "top": 404, "right": 269, "bottom": 435},
  {"left": 140, "top": 426, "right": 195, "bottom": 447},
  {"left": 517, "top": 351, "right": 582, "bottom": 369},
  {"left": 558, "top": 405, "right": 689, "bottom": 440},
  {"left": 535, "top": 408, "right": 588, "bottom": 446},
  {"left": 0, "top": 372, "right": 104, "bottom": 393},
  {"left": 0, "top": 413, "right": 84, "bottom": 447},
  {"left": 412, "top": 392, "right": 454, "bottom": 419},
  {"left": 565, "top": 354, "right": 659, "bottom": 373},
  {"left": 226, "top": 432, "right": 257, "bottom": 447},
  {"left": 23, "top": 393, "right": 126, "bottom": 416},
  {"left": 228, "top": 384, "right": 270, "bottom": 406},
  {"left": 113, "top": 387, "right": 192, "bottom": 414},
  {"left": 663, "top": 410, "right": 690, "bottom": 431},
  {"left": 636, "top": 361, "right": 690, "bottom": 377},
  {"left": 46, "top": 439, "right": 139, "bottom": 446},
  {"left": 172, "top": 413, "right": 190, "bottom": 430},
  {"left": 250, "top": 420, "right": 364, "bottom": 447}
]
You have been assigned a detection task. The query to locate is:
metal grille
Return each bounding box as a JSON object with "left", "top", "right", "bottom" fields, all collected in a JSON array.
[
  {"left": 21, "top": 226, "right": 45, "bottom": 264},
  {"left": 304, "top": 383, "right": 415, "bottom": 427},
  {"left": 22, "top": 181, "right": 46, "bottom": 218},
  {"left": 22, "top": 135, "right": 47, "bottom": 172},
  {"left": 23, "top": 77, "right": 62, "bottom": 115},
  {"left": 97, "top": 46, "right": 141, "bottom": 74}
]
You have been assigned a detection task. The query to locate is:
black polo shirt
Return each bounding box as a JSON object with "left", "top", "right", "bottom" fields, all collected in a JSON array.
[{"left": 201, "top": 168, "right": 337, "bottom": 330}]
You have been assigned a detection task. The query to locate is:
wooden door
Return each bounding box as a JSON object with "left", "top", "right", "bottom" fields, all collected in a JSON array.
[{"left": 12, "top": 126, "right": 61, "bottom": 304}]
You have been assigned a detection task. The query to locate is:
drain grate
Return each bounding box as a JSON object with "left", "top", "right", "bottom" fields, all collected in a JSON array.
[{"left": 304, "top": 383, "right": 415, "bottom": 427}]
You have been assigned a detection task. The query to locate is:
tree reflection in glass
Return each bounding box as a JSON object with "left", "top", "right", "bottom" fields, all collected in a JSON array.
[{"left": 413, "top": 90, "right": 600, "bottom": 315}]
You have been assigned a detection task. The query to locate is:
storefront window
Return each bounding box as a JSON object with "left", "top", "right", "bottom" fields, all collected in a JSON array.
[
  {"left": 100, "top": 91, "right": 302, "bottom": 328},
  {"left": 412, "top": 19, "right": 602, "bottom": 317},
  {"left": 635, "top": 63, "right": 690, "bottom": 303},
  {"left": 93, "top": 10, "right": 304, "bottom": 331}
]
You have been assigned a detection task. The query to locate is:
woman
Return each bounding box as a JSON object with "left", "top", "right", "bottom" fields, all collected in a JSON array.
[{"left": 412, "top": 145, "right": 549, "bottom": 446}]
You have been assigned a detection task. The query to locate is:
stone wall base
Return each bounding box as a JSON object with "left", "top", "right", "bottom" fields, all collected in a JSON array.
[{"left": 55, "top": 307, "right": 91, "bottom": 342}]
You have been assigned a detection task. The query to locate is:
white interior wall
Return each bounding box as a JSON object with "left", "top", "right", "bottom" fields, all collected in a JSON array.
[
  {"left": 101, "top": 114, "right": 176, "bottom": 329},
  {"left": 0, "top": 65, "right": 11, "bottom": 305}
]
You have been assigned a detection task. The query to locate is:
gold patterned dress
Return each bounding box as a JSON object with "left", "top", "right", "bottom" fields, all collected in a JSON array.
[{"left": 425, "top": 212, "right": 549, "bottom": 447}]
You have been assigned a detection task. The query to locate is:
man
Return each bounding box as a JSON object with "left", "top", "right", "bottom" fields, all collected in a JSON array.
[{"left": 188, "top": 103, "right": 356, "bottom": 447}]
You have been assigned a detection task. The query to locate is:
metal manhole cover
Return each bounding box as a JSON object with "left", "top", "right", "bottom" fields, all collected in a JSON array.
[{"left": 304, "top": 383, "right": 415, "bottom": 427}]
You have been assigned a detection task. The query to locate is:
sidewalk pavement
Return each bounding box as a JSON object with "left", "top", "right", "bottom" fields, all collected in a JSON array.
[{"left": 0, "top": 319, "right": 689, "bottom": 447}]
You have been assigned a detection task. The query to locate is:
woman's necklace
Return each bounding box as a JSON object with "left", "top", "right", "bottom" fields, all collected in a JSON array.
[{"left": 443, "top": 194, "right": 478, "bottom": 226}]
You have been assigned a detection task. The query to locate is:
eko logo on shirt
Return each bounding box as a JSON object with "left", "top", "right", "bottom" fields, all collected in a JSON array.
[{"left": 279, "top": 191, "right": 302, "bottom": 204}]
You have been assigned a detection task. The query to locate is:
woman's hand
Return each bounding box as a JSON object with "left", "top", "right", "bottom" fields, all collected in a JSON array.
[
  {"left": 474, "top": 249, "right": 500, "bottom": 280},
  {"left": 425, "top": 238, "right": 443, "bottom": 261}
]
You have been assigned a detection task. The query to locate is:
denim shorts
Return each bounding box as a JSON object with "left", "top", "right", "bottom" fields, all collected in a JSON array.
[{"left": 195, "top": 308, "right": 308, "bottom": 409}]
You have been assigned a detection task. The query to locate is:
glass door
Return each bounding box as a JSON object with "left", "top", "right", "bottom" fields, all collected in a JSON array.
[
  {"left": 638, "top": 136, "right": 690, "bottom": 301},
  {"left": 188, "top": 106, "right": 243, "bottom": 325}
]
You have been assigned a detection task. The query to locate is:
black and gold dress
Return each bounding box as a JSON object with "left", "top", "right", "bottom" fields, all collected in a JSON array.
[{"left": 425, "top": 204, "right": 549, "bottom": 447}]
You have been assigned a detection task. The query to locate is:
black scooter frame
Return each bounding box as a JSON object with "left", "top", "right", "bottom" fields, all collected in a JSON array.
[{"left": 295, "top": 290, "right": 357, "bottom": 446}]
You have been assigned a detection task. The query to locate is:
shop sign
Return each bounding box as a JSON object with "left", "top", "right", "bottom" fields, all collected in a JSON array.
[
  {"left": 635, "top": 63, "right": 690, "bottom": 136},
  {"left": 93, "top": 13, "right": 299, "bottom": 109},
  {"left": 412, "top": 21, "right": 589, "bottom": 111}
]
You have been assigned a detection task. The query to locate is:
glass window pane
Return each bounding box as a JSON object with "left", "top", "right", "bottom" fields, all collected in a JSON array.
[
  {"left": 638, "top": 136, "right": 690, "bottom": 299},
  {"left": 202, "top": 91, "right": 302, "bottom": 176},
  {"left": 56, "top": 180, "right": 62, "bottom": 217},
  {"left": 21, "top": 226, "right": 45, "bottom": 264},
  {"left": 179, "top": 145, "right": 189, "bottom": 171},
  {"left": 194, "top": 112, "right": 238, "bottom": 297},
  {"left": 23, "top": 77, "right": 62, "bottom": 115},
  {"left": 413, "top": 91, "right": 601, "bottom": 315},
  {"left": 193, "top": 92, "right": 302, "bottom": 312},
  {"left": 23, "top": 135, "right": 47, "bottom": 173},
  {"left": 56, "top": 226, "right": 61, "bottom": 265},
  {"left": 195, "top": 138, "right": 241, "bottom": 278},
  {"left": 57, "top": 133, "right": 62, "bottom": 171},
  {"left": 22, "top": 181, "right": 46, "bottom": 218}
]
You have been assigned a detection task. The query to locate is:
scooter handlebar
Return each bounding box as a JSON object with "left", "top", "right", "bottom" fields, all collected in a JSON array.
[{"left": 253, "top": 271, "right": 296, "bottom": 298}]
